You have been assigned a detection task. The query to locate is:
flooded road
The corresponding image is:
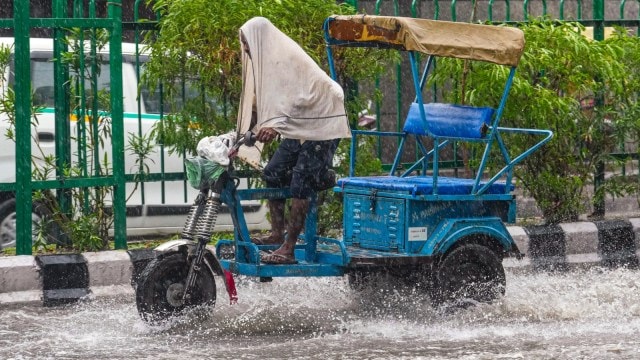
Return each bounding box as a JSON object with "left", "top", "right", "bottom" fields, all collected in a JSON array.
[{"left": 2, "top": 267, "right": 640, "bottom": 359}]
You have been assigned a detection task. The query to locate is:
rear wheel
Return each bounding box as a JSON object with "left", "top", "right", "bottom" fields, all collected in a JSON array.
[
  {"left": 136, "top": 252, "right": 216, "bottom": 324},
  {"left": 430, "top": 244, "right": 505, "bottom": 310}
]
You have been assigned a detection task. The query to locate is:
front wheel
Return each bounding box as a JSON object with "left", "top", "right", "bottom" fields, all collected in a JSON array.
[
  {"left": 136, "top": 252, "right": 217, "bottom": 324},
  {"left": 430, "top": 244, "right": 505, "bottom": 310}
]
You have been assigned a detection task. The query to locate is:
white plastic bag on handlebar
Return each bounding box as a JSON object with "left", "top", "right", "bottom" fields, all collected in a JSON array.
[{"left": 196, "top": 131, "right": 237, "bottom": 166}]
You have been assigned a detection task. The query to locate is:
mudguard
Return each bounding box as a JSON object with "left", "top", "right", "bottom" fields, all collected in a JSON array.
[
  {"left": 154, "top": 239, "right": 238, "bottom": 303},
  {"left": 421, "top": 217, "right": 522, "bottom": 258}
]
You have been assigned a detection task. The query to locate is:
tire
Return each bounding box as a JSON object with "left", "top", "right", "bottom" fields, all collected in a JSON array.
[
  {"left": 136, "top": 252, "right": 217, "bottom": 324},
  {"left": 0, "top": 198, "right": 60, "bottom": 249},
  {"left": 430, "top": 244, "right": 505, "bottom": 310}
]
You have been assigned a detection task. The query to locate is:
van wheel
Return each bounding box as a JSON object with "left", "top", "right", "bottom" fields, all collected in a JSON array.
[
  {"left": 0, "top": 198, "right": 60, "bottom": 249},
  {"left": 430, "top": 244, "right": 505, "bottom": 310}
]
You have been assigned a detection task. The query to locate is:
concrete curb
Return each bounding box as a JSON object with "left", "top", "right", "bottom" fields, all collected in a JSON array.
[
  {"left": 0, "top": 249, "right": 155, "bottom": 306},
  {"left": 505, "top": 218, "right": 640, "bottom": 271},
  {"left": 1, "top": 218, "right": 639, "bottom": 306}
]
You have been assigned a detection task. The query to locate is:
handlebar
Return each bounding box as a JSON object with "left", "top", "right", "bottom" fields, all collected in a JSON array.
[{"left": 228, "top": 130, "right": 257, "bottom": 159}]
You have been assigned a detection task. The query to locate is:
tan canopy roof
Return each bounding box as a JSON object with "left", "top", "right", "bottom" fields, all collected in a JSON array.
[{"left": 326, "top": 15, "right": 525, "bottom": 66}]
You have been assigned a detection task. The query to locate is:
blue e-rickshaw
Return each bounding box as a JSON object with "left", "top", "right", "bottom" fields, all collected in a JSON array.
[{"left": 135, "top": 15, "right": 553, "bottom": 324}]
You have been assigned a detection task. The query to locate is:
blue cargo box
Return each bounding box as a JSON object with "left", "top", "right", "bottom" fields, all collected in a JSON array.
[{"left": 336, "top": 176, "right": 515, "bottom": 252}]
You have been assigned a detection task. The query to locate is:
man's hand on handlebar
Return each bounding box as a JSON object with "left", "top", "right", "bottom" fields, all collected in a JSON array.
[
  {"left": 227, "top": 130, "right": 258, "bottom": 159},
  {"left": 256, "top": 127, "right": 278, "bottom": 143}
]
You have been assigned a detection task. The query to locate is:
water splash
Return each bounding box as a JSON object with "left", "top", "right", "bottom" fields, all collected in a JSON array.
[{"left": 2, "top": 269, "right": 640, "bottom": 359}]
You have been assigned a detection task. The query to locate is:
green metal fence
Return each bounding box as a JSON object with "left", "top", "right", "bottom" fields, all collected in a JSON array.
[{"left": 0, "top": 1, "right": 126, "bottom": 255}]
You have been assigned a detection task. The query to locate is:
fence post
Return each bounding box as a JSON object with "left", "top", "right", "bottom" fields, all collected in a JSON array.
[
  {"left": 592, "top": 0, "right": 606, "bottom": 218},
  {"left": 14, "top": 0, "right": 33, "bottom": 255},
  {"left": 109, "top": 0, "right": 127, "bottom": 250},
  {"left": 54, "top": 0, "right": 72, "bottom": 245}
]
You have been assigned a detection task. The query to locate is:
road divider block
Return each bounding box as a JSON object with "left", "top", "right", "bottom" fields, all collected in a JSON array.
[{"left": 36, "top": 254, "right": 89, "bottom": 306}]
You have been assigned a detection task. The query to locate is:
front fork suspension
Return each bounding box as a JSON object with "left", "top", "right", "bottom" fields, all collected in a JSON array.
[{"left": 182, "top": 192, "right": 221, "bottom": 303}]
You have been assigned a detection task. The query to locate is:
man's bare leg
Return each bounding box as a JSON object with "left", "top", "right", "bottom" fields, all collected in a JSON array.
[
  {"left": 267, "top": 197, "right": 309, "bottom": 259},
  {"left": 256, "top": 199, "right": 286, "bottom": 244}
]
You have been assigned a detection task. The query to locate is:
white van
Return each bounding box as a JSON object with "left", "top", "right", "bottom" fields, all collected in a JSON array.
[{"left": 0, "top": 37, "right": 269, "bottom": 249}]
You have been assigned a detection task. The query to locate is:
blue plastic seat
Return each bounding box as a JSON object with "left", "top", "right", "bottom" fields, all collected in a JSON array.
[
  {"left": 336, "top": 175, "right": 512, "bottom": 196},
  {"left": 403, "top": 102, "right": 494, "bottom": 139}
]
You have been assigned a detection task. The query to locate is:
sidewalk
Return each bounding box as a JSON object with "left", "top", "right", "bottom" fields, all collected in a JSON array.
[{"left": 1, "top": 195, "right": 639, "bottom": 306}]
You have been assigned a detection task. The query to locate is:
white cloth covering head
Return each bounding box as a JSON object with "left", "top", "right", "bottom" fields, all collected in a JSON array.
[{"left": 237, "top": 17, "right": 352, "bottom": 142}]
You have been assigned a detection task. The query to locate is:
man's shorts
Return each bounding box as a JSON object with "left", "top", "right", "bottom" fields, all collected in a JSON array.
[{"left": 262, "top": 138, "right": 339, "bottom": 199}]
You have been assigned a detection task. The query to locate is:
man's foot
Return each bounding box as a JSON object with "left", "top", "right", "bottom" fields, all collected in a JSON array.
[{"left": 260, "top": 252, "right": 297, "bottom": 264}]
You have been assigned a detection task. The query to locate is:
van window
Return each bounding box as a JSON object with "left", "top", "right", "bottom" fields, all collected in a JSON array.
[
  {"left": 9, "top": 50, "right": 219, "bottom": 115},
  {"left": 31, "top": 59, "right": 54, "bottom": 107},
  {"left": 30, "top": 54, "right": 113, "bottom": 108}
]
